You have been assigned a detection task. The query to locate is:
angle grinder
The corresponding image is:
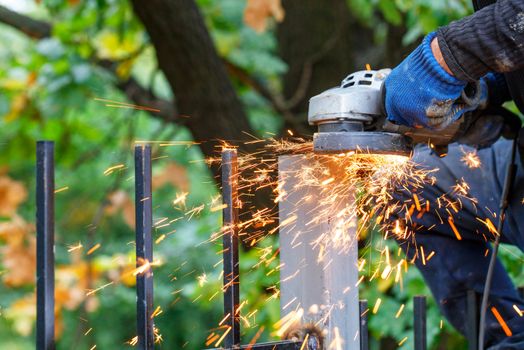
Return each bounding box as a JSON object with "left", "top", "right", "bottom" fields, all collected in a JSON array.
[{"left": 308, "top": 69, "right": 484, "bottom": 156}]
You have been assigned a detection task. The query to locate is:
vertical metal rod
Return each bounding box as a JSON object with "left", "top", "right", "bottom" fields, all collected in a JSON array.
[
  {"left": 36, "top": 141, "right": 55, "bottom": 350},
  {"left": 222, "top": 149, "right": 240, "bottom": 348},
  {"left": 467, "top": 290, "right": 478, "bottom": 350},
  {"left": 414, "top": 296, "right": 427, "bottom": 350},
  {"left": 135, "top": 144, "right": 154, "bottom": 350},
  {"left": 359, "top": 300, "right": 369, "bottom": 350}
]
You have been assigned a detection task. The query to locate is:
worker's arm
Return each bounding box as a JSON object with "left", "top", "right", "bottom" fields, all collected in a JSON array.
[
  {"left": 384, "top": 0, "right": 522, "bottom": 129},
  {"left": 437, "top": 0, "right": 524, "bottom": 81},
  {"left": 384, "top": 32, "right": 486, "bottom": 129}
]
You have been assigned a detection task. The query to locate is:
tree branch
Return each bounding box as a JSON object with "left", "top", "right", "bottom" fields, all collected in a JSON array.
[
  {"left": 0, "top": 5, "right": 176, "bottom": 124},
  {"left": 0, "top": 4, "right": 303, "bottom": 136},
  {"left": 0, "top": 5, "right": 51, "bottom": 39},
  {"left": 222, "top": 59, "right": 310, "bottom": 135}
]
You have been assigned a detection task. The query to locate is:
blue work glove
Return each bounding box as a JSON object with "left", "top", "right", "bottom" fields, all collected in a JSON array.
[{"left": 385, "top": 32, "right": 479, "bottom": 129}]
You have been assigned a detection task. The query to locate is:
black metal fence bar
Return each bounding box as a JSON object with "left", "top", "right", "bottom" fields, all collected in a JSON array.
[
  {"left": 359, "top": 300, "right": 369, "bottom": 350},
  {"left": 135, "top": 144, "right": 154, "bottom": 350},
  {"left": 36, "top": 141, "right": 55, "bottom": 350},
  {"left": 32, "top": 143, "right": 502, "bottom": 350},
  {"left": 467, "top": 290, "right": 478, "bottom": 350},
  {"left": 221, "top": 149, "right": 241, "bottom": 348},
  {"left": 414, "top": 296, "right": 427, "bottom": 350}
]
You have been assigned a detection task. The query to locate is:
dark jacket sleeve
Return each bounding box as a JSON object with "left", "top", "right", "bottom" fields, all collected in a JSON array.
[{"left": 436, "top": 0, "right": 524, "bottom": 82}]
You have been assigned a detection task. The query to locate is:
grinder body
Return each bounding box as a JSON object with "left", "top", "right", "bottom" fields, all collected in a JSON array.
[{"left": 308, "top": 69, "right": 475, "bottom": 156}]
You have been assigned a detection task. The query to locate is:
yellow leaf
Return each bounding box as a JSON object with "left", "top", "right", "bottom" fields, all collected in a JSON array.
[
  {"left": 116, "top": 58, "right": 136, "bottom": 79},
  {"left": 0, "top": 215, "right": 32, "bottom": 245},
  {"left": 3, "top": 93, "right": 29, "bottom": 122},
  {"left": 55, "top": 263, "right": 94, "bottom": 311},
  {"left": 2, "top": 235, "right": 36, "bottom": 287},
  {"left": 4, "top": 294, "right": 36, "bottom": 336},
  {"left": 120, "top": 263, "right": 137, "bottom": 287},
  {"left": 1, "top": 78, "right": 26, "bottom": 90},
  {"left": 244, "top": 0, "right": 285, "bottom": 33},
  {"left": 0, "top": 175, "right": 28, "bottom": 216},
  {"left": 95, "top": 31, "right": 141, "bottom": 60}
]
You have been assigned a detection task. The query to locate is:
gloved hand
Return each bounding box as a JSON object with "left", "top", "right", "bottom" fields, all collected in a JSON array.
[
  {"left": 483, "top": 72, "right": 511, "bottom": 106},
  {"left": 385, "top": 32, "right": 481, "bottom": 129},
  {"left": 457, "top": 106, "right": 521, "bottom": 148},
  {"left": 455, "top": 73, "right": 518, "bottom": 148}
]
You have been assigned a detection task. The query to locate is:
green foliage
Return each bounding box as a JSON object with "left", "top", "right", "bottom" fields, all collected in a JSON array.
[
  {"left": 347, "top": 0, "right": 472, "bottom": 44},
  {"left": 1, "top": 1, "right": 522, "bottom": 350},
  {"left": 0, "top": 1, "right": 284, "bottom": 348}
]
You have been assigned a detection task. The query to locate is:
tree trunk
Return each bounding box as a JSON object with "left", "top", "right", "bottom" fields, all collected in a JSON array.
[
  {"left": 277, "top": 0, "right": 383, "bottom": 134},
  {"left": 277, "top": 2, "right": 417, "bottom": 136},
  {"left": 131, "top": 0, "right": 277, "bottom": 240},
  {"left": 130, "top": 0, "right": 255, "bottom": 167}
]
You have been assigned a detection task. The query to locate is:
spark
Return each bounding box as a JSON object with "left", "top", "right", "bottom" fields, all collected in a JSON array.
[
  {"left": 372, "top": 298, "right": 382, "bottom": 314},
  {"left": 133, "top": 258, "right": 161, "bottom": 276},
  {"left": 197, "top": 273, "right": 208, "bottom": 287},
  {"left": 173, "top": 192, "right": 189, "bottom": 206},
  {"left": 398, "top": 337, "right": 408, "bottom": 346},
  {"left": 54, "top": 186, "right": 69, "bottom": 193},
  {"left": 491, "top": 306, "right": 513, "bottom": 336},
  {"left": 86, "top": 281, "right": 114, "bottom": 296},
  {"left": 151, "top": 306, "right": 163, "bottom": 319},
  {"left": 67, "top": 242, "right": 83, "bottom": 252},
  {"left": 86, "top": 243, "right": 101, "bottom": 255},
  {"left": 103, "top": 164, "right": 125, "bottom": 175},
  {"left": 330, "top": 327, "right": 343, "bottom": 350},
  {"left": 395, "top": 304, "right": 405, "bottom": 318},
  {"left": 513, "top": 305, "right": 523, "bottom": 317},
  {"left": 94, "top": 97, "right": 161, "bottom": 113},
  {"left": 215, "top": 327, "right": 231, "bottom": 347},
  {"left": 211, "top": 204, "right": 228, "bottom": 212},
  {"left": 448, "top": 217, "right": 462, "bottom": 240},
  {"left": 128, "top": 336, "right": 138, "bottom": 346},
  {"left": 461, "top": 150, "right": 481, "bottom": 168},
  {"left": 299, "top": 334, "right": 310, "bottom": 350}
]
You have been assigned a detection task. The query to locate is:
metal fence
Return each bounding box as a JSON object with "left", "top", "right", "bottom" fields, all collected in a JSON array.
[{"left": 33, "top": 140, "right": 498, "bottom": 350}]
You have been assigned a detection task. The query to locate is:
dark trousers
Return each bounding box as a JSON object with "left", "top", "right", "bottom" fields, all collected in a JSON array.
[{"left": 393, "top": 140, "right": 524, "bottom": 349}]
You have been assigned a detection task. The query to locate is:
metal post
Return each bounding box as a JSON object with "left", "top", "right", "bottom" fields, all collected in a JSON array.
[
  {"left": 135, "top": 144, "right": 154, "bottom": 349},
  {"left": 279, "top": 155, "right": 360, "bottom": 349},
  {"left": 467, "top": 290, "right": 478, "bottom": 350},
  {"left": 414, "top": 296, "right": 427, "bottom": 350},
  {"left": 36, "top": 141, "right": 55, "bottom": 350},
  {"left": 222, "top": 149, "right": 241, "bottom": 348},
  {"left": 359, "top": 300, "right": 369, "bottom": 350}
]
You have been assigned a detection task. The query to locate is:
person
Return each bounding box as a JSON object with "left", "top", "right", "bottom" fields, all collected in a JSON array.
[{"left": 384, "top": 0, "right": 524, "bottom": 349}]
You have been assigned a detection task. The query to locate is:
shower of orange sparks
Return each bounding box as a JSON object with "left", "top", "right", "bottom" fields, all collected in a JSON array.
[{"left": 200, "top": 137, "right": 473, "bottom": 346}]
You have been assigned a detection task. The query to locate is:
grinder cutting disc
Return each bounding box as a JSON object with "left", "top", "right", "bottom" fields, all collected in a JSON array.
[{"left": 312, "top": 131, "right": 412, "bottom": 156}]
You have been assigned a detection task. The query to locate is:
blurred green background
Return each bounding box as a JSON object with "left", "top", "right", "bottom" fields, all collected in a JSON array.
[{"left": 0, "top": 0, "right": 523, "bottom": 349}]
